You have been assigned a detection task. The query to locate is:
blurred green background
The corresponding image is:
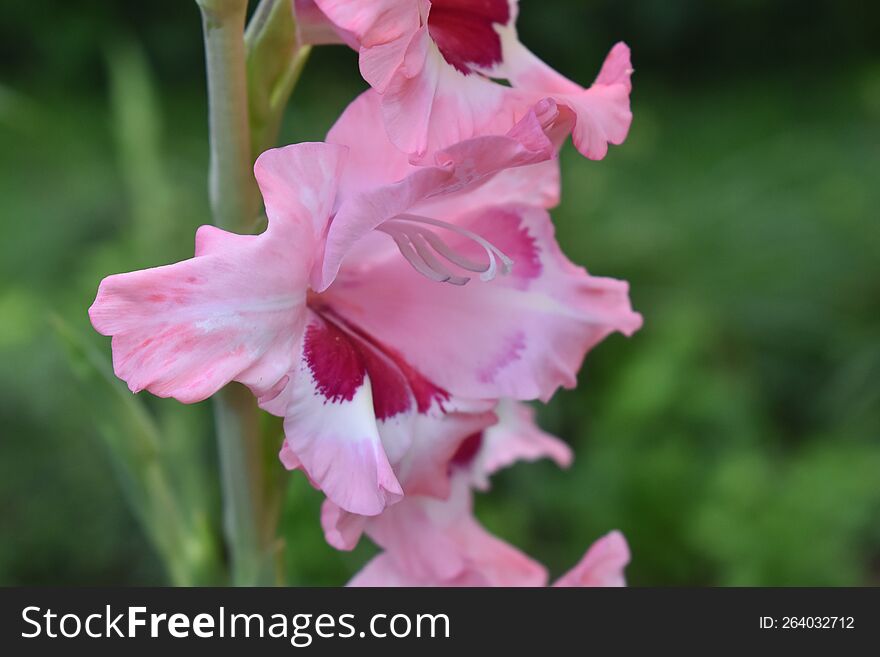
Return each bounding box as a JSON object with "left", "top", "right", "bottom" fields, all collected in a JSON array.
[{"left": 1, "top": 0, "right": 878, "bottom": 586}]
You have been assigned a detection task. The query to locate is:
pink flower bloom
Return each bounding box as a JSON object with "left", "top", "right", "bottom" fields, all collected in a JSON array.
[
  {"left": 89, "top": 93, "right": 639, "bottom": 516},
  {"left": 297, "top": 0, "right": 634, "bottom": 160},
  {"left": 340, "top": 400, "right": 629, "bottom": 586},
  {"left": 318, "top": 93, "right": 642, "bottom": 403}
]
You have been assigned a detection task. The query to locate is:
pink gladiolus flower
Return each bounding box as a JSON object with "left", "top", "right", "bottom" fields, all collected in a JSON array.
[
  {"left": 89, "top": 93, "right": 639, "bottom": 516},
  {"left": 340, "top": 400, "right": 629, "bottom": 586},
  {"left": 296, "top": 0, "right": 634, "bottom": 160}
]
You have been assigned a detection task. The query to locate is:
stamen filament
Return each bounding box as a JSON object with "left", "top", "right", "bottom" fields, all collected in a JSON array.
[
  {"left": 378, "top": 225, "right": 465, "bottom": 285},
  {"left": 416, "top": 228, "right": 488, "bottom": 273},
  {"left": 409, "top": 232, "right": 471, "bottom": 285},
  {"left": 379, "top": 214, "right": 513, "bottom": 286}
]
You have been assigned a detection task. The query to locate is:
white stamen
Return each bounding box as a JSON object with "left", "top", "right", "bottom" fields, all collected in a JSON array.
[
  {"left": 379, "top": 226, "right": 455, "bottom": 284},
  {"left": 380, "top": 214, "right": 513, "bottom": 286},
  {"left": 416, "top": 228, "right": 488, "bottom": 273},
  {"left": 409, "top": 231, "right": 470, "bottom": 286}
]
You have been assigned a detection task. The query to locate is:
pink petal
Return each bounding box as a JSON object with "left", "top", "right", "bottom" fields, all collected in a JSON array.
[
  {"left": 279, "top": 439, "right": 302, "bottom": 471},
  {"left": 294, "top": 0, "right": 357, "bottom": 47},
  {"left": 311, "top": 1, "right": 424, "bottom": 95},
  {"left": 315, "top": 93, "right": 555, "bottom": 290},
  {"left": 348, "top": 474, "right": 547, "bottom": 586},
  {"left": 453, "top": 521, "right": 548, "bottom": 586},
  {"left": 393, "top": 399, "right": 497, "bottom": 499},
  {"left": 363, "top": 483, "right": 469, "bottom": 583},
  {"left": 326, "top": 90, "right": 413, "bottom": 197},
  {"left": 554, "top": 530, "right": 631, "bottom": 587},
  {"left": 321, "top": 499, "right": 368, "bottom": 551},
  {"left": 89, "top": 231, "right": 306, "bottom": 403},
  {"left": 254, "top": 142, "right": 348, "bottom": 241},
  {"left": 347, "top": 553, "right": 418, "bottom": 587},
  {"left": 502, "top": 38, "right": 634, "bottom": 160},
  {"left": 359, "top": 30, "right": 416, "bottom": 94},
  {"left": 318, "top": 390, "right": 495, "bottom": 551},
  {"left": 468, "top": 399, "right": 572, "bottom": 490},
  {"left": 326, "top": 204, "right": 642, "bottom": 402},
  {"left": 313, "top": 0, "right": 418, "bottom": 47},
  {"left": 380, "top": 27, "right": 509, "bottom": 159},
  {"left": 89, "top": 143, "right": 345, "bottom": 404},
  {"left": 417, "top": 157, "right": 561, "bottom": 217},
  {"left": 264, "top": 312, "right": 403, "bottom": 516}
]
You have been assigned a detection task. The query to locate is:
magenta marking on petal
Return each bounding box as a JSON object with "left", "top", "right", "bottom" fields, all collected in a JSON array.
[
  {"left": 465, "top": 209, "right": 543, "bottom": 284},
  {"left": 307, "top": 312, "right": 414, "bottom": 420},
  {"left": 401, "top": 360, "right": 452, "bottom": 414},
  {"left": 450, "top": 431, "right": 484, "bottom": 468},
  {"left": 477, "top": 330, "right": 527, "bottom": 384},
  {"left": 322, "top": 310, "right": 451, "bottom": 415},
  {"left": 427, "top": 0, "right": 510, "bottom": 74},
  {"left": 348, "top": 332, "right": 413, "bottom": 421},
  {"left": 303, "top": 319, "right": 366, "bottom": 404}
]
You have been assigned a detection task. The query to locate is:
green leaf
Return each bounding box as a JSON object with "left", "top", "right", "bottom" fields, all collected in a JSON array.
[
  {"left": 49, "top": 313, "right": 222, "bottom": 585},
  {"left": 105, "top": 39, "right": 179, "bottom": 263}
]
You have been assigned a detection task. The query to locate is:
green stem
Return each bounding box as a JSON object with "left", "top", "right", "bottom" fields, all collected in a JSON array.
[
  {"left": 214, "top": 385, "right": 279, "bottom": 585},
  {"left": 197, "top": 0, "right": 278, "bottom": 586},
  {"left": 198, "top": 0, "right": 259, "bottom": 230}
]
